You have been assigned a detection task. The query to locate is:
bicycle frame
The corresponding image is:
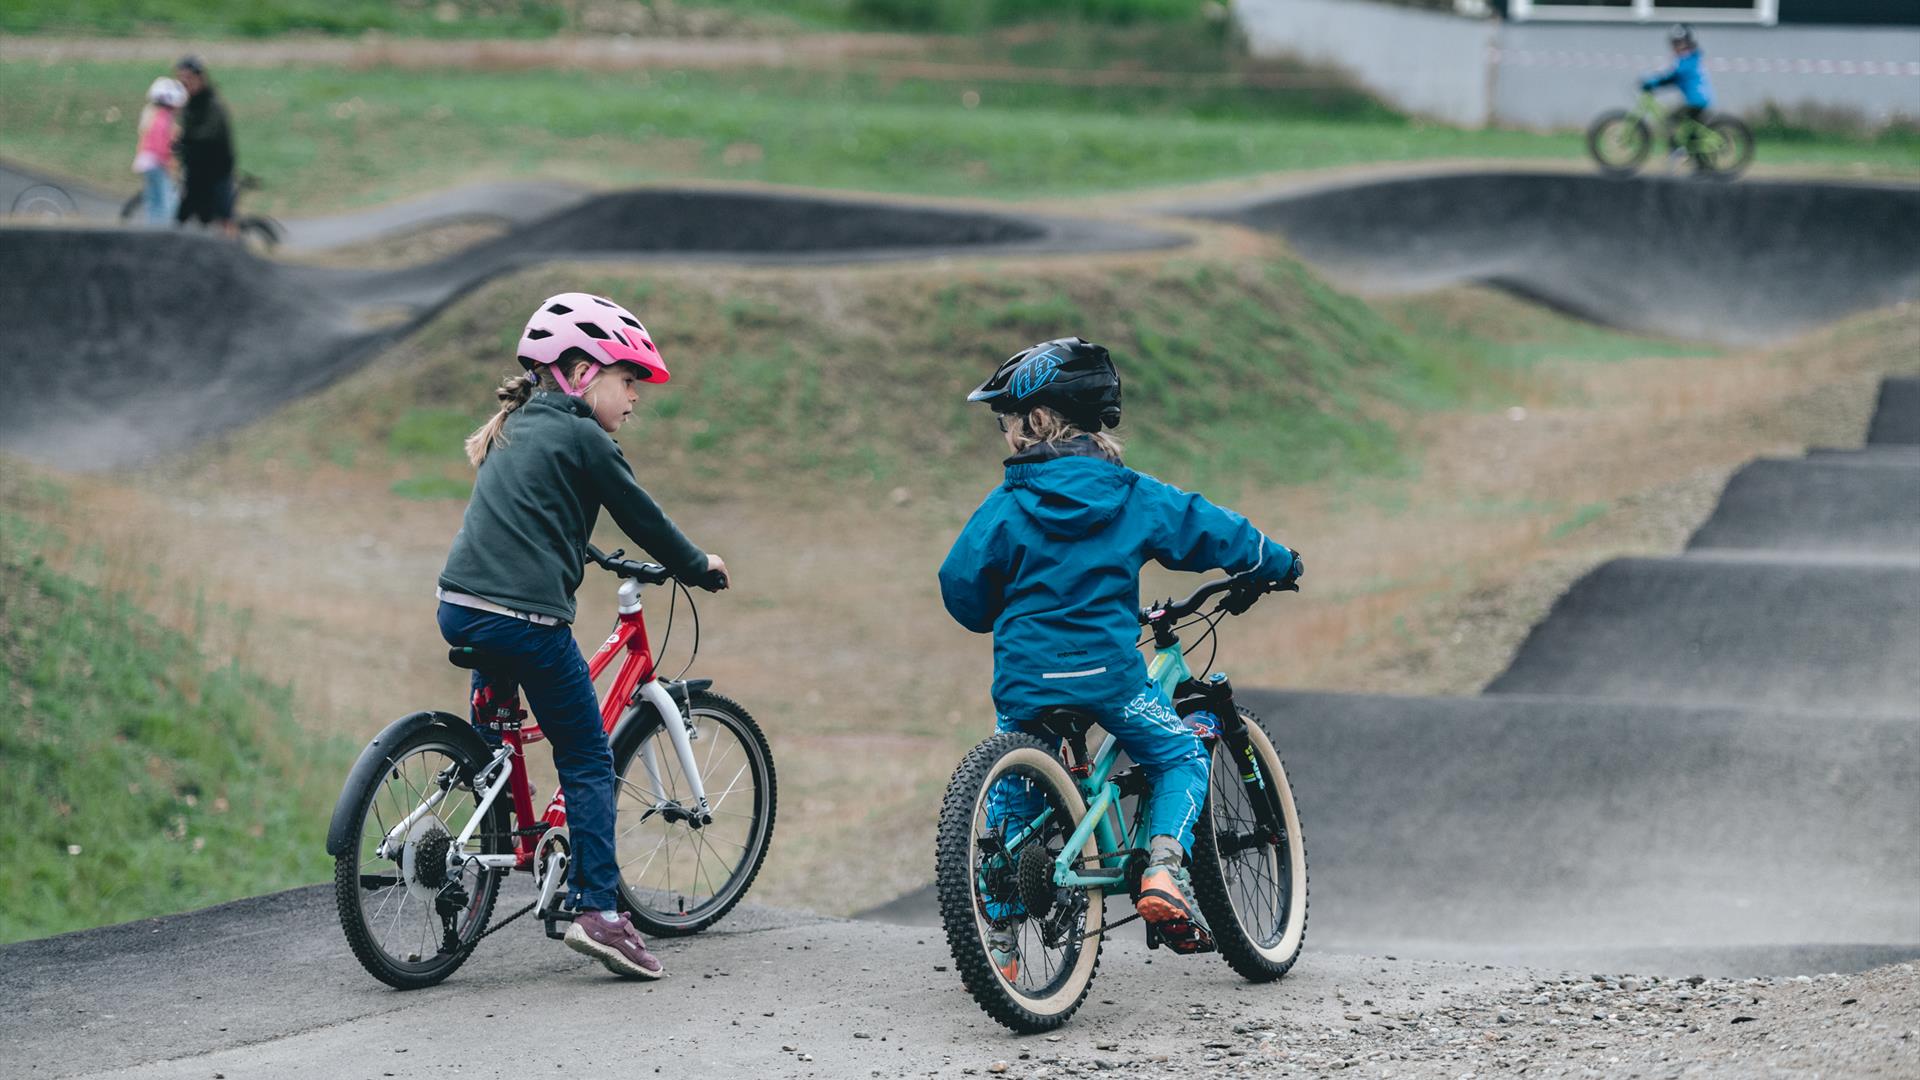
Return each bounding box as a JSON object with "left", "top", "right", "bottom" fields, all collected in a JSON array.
[
  {"left": 420, "top": 576, "right": 710, "bottom": 878},
  {"left": 1041, "top": 639, "right": 1199, "bottom": 892},
  {"left": 1629, "top": 91, "right": 1723, "bottom": 154}
]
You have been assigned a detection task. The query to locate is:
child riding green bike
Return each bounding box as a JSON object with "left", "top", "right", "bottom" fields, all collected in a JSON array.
[{"left": 937, "top": 338, "right": 1305, "bottom": 1027}]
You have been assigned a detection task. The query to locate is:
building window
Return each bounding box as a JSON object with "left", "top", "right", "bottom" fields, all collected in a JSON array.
[{"left": 1508, "top": 0, "right": 1778, "bottom": 23}]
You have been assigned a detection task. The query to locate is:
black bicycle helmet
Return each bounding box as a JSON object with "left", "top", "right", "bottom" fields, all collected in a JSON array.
[
  {"left": 1667, "top": 23, "right": 1695, "bottom": 47},
  {"left": 967, "top": 337, "right": 1122, "bottom": 431}
]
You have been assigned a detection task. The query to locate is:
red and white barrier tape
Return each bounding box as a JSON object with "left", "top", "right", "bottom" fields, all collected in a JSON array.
[{"left": 1493, "top": 48, "right": 1920, "bottom": 77}]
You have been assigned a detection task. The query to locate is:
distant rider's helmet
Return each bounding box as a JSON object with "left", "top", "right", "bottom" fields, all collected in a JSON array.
[
  {"left": 516, "top": 292, "right": 670, "bottom": 396},
  {"left": 968, "top": 337, "right": 1122, "bottom": 432},
  {"left": 1667, "top": 23, "right": 1696, "bottom": 48},
  {"left": 147, "top": 77, "right": 187, "bottom": 109}
]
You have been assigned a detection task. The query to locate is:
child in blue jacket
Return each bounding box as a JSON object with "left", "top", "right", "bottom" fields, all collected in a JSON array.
[
  {"left": 939, "top": 337, "right": 1302, "bottom": 968},
  {"left": 1643, "top": 24, "right": 1714, "bottom": 158}
]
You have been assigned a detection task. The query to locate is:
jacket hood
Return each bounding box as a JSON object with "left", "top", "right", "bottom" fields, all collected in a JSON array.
[{"left": 1002, "top": 439, "right": 1135, "bottom": 540}]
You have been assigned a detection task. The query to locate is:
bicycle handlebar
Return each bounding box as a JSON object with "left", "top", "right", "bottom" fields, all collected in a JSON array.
[
  {"left": 1139, "top": 569, "right": 1297, "bottom": 626},
  {"left": 584, "top": 544, "right": 672, "bottom": 585}
]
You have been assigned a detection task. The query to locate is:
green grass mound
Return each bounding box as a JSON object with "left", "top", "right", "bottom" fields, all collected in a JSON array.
[
  {"left": 0, "top": 498, "right": 351, "bottom": 944},
  {"left": 229, "top": 253, "right": 1703, "bottom": 506}
]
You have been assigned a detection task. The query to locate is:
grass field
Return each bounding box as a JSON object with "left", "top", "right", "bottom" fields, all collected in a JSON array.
[
  {"left": 0, "top": 0, "right": 1192, "bottom": 37},
  {"left": 0, "top": 476, "right": 353, "bottom": 944},
  {"left": 7, "top": 53, "right": 1915, "bottom": 215}
]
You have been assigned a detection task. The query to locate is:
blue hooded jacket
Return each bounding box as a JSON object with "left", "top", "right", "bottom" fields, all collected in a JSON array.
[
  {"left": 1643, "top": 49, "right": 1713, "bottom": 109},
  {"left": 939, "top": 439, "right": 1296, "bottom": 716}
]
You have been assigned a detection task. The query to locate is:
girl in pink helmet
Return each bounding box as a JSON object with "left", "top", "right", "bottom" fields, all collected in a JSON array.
[
  {"left": 436, "top": 292, "right": 728, "bottom": 980},
  {"left": 132, "top": 76, "right": 186, "bottom": 224}
]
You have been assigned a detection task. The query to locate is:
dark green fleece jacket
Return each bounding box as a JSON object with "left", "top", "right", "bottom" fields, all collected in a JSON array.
[{"left": 438, "top": 391, "right": 706, "bottom": 624}]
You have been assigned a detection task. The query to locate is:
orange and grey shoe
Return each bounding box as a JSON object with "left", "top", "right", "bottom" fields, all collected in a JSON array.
[
  {"left": 987, "top": 922, "right": 1022, "bottom": 982},
  {"left": 1135, "top": 861, "right": 1214, "bottom": 954}
]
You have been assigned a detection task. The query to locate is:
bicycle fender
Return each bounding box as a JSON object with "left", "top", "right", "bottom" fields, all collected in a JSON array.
[{"left": 325, "top": 710, "right": 493, "bottom": 858}]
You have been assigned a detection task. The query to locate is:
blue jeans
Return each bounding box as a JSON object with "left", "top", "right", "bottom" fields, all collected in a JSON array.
[
  {"left": 982, "top": 684, "right": 1209, "bottom": 918},
  {"left": 139, "top": 167, "right": 176, "bottom": 224},
  {"left": 436, "top": 603, "right": 622, "bottom": 913}
]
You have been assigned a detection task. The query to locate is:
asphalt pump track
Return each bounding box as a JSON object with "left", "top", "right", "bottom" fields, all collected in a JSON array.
[
  {"left": 1, "top": 166, "right": 1916, "bottom": 1069},
  {"left": 1185, "top": 170, "right": 1920, "bottom": 345},
  {"left": 0, "top": 179, "right": 1180, "bottom": 468}
]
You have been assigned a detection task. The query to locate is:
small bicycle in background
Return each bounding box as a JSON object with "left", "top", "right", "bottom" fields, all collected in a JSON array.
[
  {"left": 1587, "top": 91, "right": 1754, "bottom": 179},
  {"left": 328, "top": 545, "right": 775, "bottom": 990},
  {"left": 119, "top": 170, "right": 284, "bottom": 251},
  {"left": 935, "top": 569, "right": 1309, "bottom": 1032}
]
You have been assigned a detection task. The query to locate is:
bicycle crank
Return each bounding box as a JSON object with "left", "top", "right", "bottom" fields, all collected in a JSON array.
[{"left": 533, "top": 826, "right": 571, "bottom": 922}]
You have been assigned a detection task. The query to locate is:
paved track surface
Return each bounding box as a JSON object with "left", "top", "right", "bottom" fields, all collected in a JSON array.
[
  {"left": 0, "top": 229, "right": 378, "bottom": 469},
  {"left": 0, "top": 189, "right": 1178, "bottom": 467},
  {"left": 1186, "top": 171, "right": 1920, "bottom": 344},
  {"left": 0, "top": 879, "right": 1686, "bottom": 1080},
  {"left": 1483, "top": 554, "right": 1920, "bottom": 713},
  {"left": 1686, "top": 457, "right": 1920, "bottom": 556},
  {"left": 1246, "top": 690, "right": 1920, "bottom": 970},
  {"left": 1868, "top": 375, "right": 1920, "bottom": 445}
]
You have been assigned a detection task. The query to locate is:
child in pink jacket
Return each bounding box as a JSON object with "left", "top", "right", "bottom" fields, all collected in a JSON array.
[{"left": 132, "top": 77, "right": 186, "bottom": 224}]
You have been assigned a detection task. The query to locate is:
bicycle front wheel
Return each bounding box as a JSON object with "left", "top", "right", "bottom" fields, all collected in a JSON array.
[
  {"left": 332, "top": 725, "right": 507, "bottom": 990},
  {"left": 1696, "top": 115, "right": 1755, "bottom": 179},
  {"left": 936, "top": 731, "right": 1104, "bottom": 1034},
  {"left": 1587, "top": 112, "right": 1652, "bottom": 176},
  {"left": 612, "top": 689, "right": 775, "bottom": 937},
  {"left": 1190, "top": 708, "right": 1308, "bottom": 982}
]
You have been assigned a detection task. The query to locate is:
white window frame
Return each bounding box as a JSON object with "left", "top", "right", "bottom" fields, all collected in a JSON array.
[{"left": 1508, "top": 0, "right": 1778, "bottom": 25}]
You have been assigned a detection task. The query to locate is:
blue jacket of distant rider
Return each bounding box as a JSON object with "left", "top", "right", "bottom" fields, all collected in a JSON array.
[
  {"left": 1642, "top": 50, "right": 1713, "bottom": 109},
  {"left": 939, "top": 438, "right": 1296, "bottom": 717}
]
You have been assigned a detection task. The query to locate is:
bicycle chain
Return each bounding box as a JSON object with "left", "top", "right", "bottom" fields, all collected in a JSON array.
[{"left": 478, "top": 900, "right": 536, "bottom": 942}]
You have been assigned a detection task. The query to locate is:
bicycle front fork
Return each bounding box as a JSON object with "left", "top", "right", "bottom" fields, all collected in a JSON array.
[{"left": 1173, "top": 673, "right": 1285, "bottom": 844}]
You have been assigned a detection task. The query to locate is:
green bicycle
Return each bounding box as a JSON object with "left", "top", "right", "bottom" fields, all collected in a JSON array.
[
  {"left": 935, "top": 570, "right": 1308, "bottom": 1032},
  {"left": 1587, "top": 91, "right": 1754, "bottom": 179}
]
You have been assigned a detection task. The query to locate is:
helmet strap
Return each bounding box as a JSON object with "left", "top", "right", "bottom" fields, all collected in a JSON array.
[{"left": 544, "top": 363, "right": 598, "bottom": 398}]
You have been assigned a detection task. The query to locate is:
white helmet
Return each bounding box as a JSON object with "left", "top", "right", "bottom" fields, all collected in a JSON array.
[{"left": 147, "top": 77, "right": 187, "bottom": 108}]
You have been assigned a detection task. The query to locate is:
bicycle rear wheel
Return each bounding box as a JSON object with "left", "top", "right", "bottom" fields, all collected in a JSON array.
[
  {"left": 936, "top": 732, "right": 1103, "bottom": 1034},
  {"left": 1587, "top": 112, "right": 1652, "bottom": 176},
  {"left": 612, "top": 689, "right": 775, "bottom": 937},
  {"left": 332, "top": 726, "right": 507, "bottom": 989},
  {"left": 238, "top": 215, "right": 282, "bottom": 252},
  {"left": 1190, "top": 708, "right": 1308, "bottom": 982}
]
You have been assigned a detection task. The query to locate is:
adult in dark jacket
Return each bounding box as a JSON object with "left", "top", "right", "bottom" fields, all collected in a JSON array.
[{"left": 171, "top": 56, "right": 237, "bottom": 236}]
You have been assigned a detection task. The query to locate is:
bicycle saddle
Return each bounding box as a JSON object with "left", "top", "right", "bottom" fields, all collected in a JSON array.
[
  {"left": 446, "top": 646, "right": 514, "bottom": 674},
  {"left": 1030, "top": 707, "right": 1099, "bottom": 740}
]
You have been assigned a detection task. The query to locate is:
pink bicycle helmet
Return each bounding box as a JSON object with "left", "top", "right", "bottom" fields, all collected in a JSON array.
[{"left": 516, "top": 292, "right": 669, "bottom": 395}]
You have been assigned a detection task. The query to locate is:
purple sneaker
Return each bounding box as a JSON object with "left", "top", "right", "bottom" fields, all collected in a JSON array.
[{"left": 564, "top": 911, "right": 666, "bottom": 979}]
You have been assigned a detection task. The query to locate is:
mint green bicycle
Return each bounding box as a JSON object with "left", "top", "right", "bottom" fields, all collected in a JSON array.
[
  {"left": 934, "top": 570, "right": 1308, "bottom": 1032},
  {"left": 1587, "top": 91, "right": 1754, "bottom": 179}
]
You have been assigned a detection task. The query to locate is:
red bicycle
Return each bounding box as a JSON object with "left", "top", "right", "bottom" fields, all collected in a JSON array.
[{"left": 328, "top": 545, "right": 776, "bottom": 989}]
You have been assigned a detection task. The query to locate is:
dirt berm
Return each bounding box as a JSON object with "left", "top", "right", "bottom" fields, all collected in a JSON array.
[
  {"left": 0, "top": 191, "right": 1176, "bottom": 467},
  {"left": 1191, "top": 171, "right": 1920, "bottom": 344}
]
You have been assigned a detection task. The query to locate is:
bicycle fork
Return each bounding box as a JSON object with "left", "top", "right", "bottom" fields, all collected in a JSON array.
[{"left": 626, "top": 680, "right": 714, "bottom": 827}]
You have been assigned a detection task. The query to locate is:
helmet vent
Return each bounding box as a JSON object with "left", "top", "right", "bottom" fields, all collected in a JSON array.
[
  {"left": 575, "top": 322, "right": 611, "bottom": 340},
  {"left": 593, "top": 297, "right": 617, "bottom": 307},
  {"left": 618, "top": 315, "right": 643, "bottom": 329},
  {"left": 545, "top": 302, "right": 574, "bottom": 315},
  {"left": 525, "top": 328, "right": 553, "bottom": 340}
]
